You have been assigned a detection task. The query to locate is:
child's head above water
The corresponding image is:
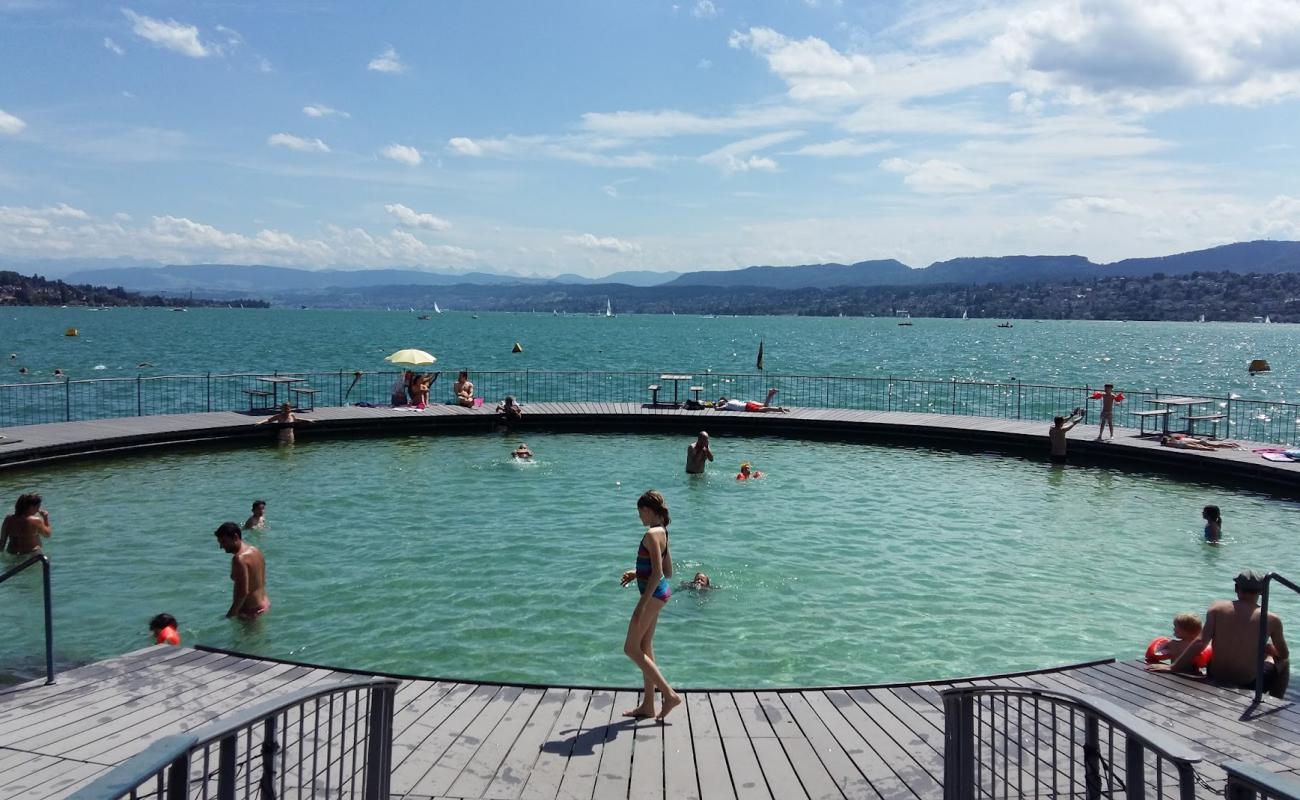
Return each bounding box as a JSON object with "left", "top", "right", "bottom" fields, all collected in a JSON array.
[
  {"left": 149, "top": 613, "right": 177, "bottom": 633},
  {"left": 1173, "top": 612, "right": 1202, "bottom": 640}
]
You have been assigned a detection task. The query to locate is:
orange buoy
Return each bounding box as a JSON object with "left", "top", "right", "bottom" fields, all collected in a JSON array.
[{"left": 64, "top": 328, "right": 79, "bottom": 337}]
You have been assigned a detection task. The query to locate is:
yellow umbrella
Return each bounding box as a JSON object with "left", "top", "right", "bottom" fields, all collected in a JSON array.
[{"left": 385, "top": 348, "right": 437, "bottom": 366}]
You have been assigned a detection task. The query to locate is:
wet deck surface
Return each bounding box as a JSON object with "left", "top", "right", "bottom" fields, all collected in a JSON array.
[{"left": 0, "top": 647, "right": 1295, "bottom": 799}]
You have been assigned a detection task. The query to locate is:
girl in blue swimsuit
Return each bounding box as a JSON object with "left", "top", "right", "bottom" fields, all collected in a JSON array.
[{"left": 618, "top": 490, "right": 682, "bottom": 721}]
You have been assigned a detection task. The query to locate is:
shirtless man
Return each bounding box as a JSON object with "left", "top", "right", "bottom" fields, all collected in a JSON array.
[
  {"left": 686, "top": 431, "right": 714, "bottom": 474},
  {"left": 243, "top": 500, "right": 266, "bottom": 531},
  {"left": 454, "top": 371, "right": 475, "bottom": 408},
  {"left": 1, "top": 493, "right": 51, "bottom": 555},
  {"left": 1159, "top": 570, "right": 1290, "bottom": 697},
  {"left": 214, "top": 522, "right": 270, "bottom": 620},
  {"left": 1048, "top": 408, "right": 1085, "bottom": 464},
  {"left": 256, "top": 403, "right": 312, "bottom": 444}
]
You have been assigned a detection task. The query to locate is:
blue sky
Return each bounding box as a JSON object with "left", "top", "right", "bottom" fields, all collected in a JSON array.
[{"left": 1, "top": 0, "right": 1299, "bottom": 277}]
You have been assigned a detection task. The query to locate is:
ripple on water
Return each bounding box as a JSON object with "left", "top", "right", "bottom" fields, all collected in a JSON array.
[{"left": 2, "top": 432, "right": 1299, "bottom": 687}]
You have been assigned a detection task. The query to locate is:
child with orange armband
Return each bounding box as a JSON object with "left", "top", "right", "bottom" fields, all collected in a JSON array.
[
  {"left": 149, "top": 613, "right": 181, "bottom": 646},
  {"left": 1146, "top": 613, "right": 1211, "bottom": 672}
]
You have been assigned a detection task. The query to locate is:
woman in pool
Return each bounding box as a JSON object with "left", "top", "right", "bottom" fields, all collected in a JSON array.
[
  {"left": 1203, "top": 505, "right": 1222, "bottom": 544},
  {"left": 617, "top": 490, "right": 682, "bottom": 721}
]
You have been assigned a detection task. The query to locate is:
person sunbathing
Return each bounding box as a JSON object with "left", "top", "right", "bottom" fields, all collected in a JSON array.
[
  {"left": 1161, "top": 434, "right": 1239, "bottom": 451},
  {"left": 714, "top": 388, "right": 789, "bottom": 413}
]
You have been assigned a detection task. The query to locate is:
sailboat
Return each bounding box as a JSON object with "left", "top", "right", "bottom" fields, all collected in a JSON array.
[
  {"left": 897, "top": 312, "right": 912, "bottom": 327},
  {"left": 605, "top": 299, "right": 613, "bottom": 318},
  {"left": 1198, "top": 314, "right": 1206, "bottom": 323},
  {"left": 961, "top": 309, "right": 968, "bottom": 320},
  {"left": 1265, "top": 315, "right": 1272, "bottom": 324},
  {"left": 434, "top": 301, "right": 442, "bottom": 314}
]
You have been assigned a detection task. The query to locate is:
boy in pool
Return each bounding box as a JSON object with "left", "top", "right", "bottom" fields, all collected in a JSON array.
[
  {"left": 680, "top": 572, "right": 711, "bottom": 591},
  {"left": 149, "top": 613, "right": 181, "bottom": 646},
  {"left": 511, "top": 442, "right": 534, "bottom": 460},
  {"left": 243, "top": 500, "right": 266, "bottom": 531},
  {"left": 736, "top": 462, "right": 763, "bottom": 480}
]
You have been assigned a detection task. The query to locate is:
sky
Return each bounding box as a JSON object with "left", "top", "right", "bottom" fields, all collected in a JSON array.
[{"left": 1, "top": 0, "right": 1299, "bottom": 277}]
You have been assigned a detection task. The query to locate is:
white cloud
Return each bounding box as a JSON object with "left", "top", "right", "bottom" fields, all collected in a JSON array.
[
  {"left": 581, "top": 106, "right": 820, "bottom": 138},
  {"left": 1254, "top": 195, "right": 1300, "bottom": 238},
  {"left": 103, "top": 37, "right": 124, "bottom": 56},
  {"left": 729, "top": 26, "right": 873, "bottom": 101},
  {"left": 267, "top": 133, "right": 330, "bottom": 153},
  {"left": 384, "top": 203, "right": 451, "bottom": 231},
  {"left": 367, "top": 46, "right": 406, "bottom": 74},
  {"left": 303, "top": 104, "right": 349, "bottom": 119},
  {"left": 880, "top": 158, "right": 992, "bottom": 193},
  {"left": 0, "top": 109, "right": 25, "bottom": 135},
  {"left": 700, "top": 131, "right": 801, "bottom": 173},
  {"left": 379, "top": 143, "right": 422, "bottom": 166},
  {"left": 698, "top": 58, "right": 713, "bottom": 69},
  {"left": 995, "top": 0, "right": 1300, "bottom": 109},
  {"left": 1058, "top": 196, "right": 1141, "bottom": 215},
  {"left": 122, "top": 9, "right": 211, "bottom": 59},
  {"left": 447, "top": 137, "right": 484, "bottom": 156},
  {"left": 603, "top": 185, "right": 619, "bottom": 198},
  {"left": 564, "top": 233, "right": 641, "bottom": 254},
  {"left": 692, "top": 0, "right": 719, "bottom": 18},
  {"left": 788, "top": 138, "right": 895, "bottom": 157},
  {"left": 446, "top": 135, "right": 658, "bottom": 167}
]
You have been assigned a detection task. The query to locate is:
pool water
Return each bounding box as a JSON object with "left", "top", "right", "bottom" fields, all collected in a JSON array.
[{"left": 2, "top": 432, "right": 1298, "bottom": 688}]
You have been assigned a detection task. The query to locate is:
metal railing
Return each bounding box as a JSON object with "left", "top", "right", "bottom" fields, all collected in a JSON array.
[
  {"left": 3, "top": 370, "right": 1299, "bottom": 445},
  {"left": 1254, "top": 572, "right": 1299, "bottom": 705},
  {"left": 0, "top": 553, "right": 53, "bottom": 685},
  {"left": 67, "top": 676, "right": 399, "bottom": 800},
  {"left": 1224, "top": 760, "right": 1300, "bottom": 799},
  {"left": 942, "top": 684, "right": 1202, "bottom": 799}
]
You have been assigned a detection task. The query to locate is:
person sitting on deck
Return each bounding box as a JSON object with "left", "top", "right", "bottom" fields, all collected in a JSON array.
[
  {"left": 390, "top": 370, "right": 413, "bottom": 406},
  {"left": 255, "top": 403, "right": 313, "bottom": 445},
  {"left": 714, "top": 388, "right": 789, "bottom": 413},
  {"left": 497, "top": 396, "right": 524, "bottom": 426},
  {"left": 1160, "top": 434, "right": 1240, "bottom": 451},
  {"left": 1, "top": 493, "right": 51, "bottom": 555},
  {"left": 409, "top": 372, "right": 437, "bottom": 409},
  {"left": 454, "top": 371, "right": 475, "bottom": 408},
  {"left": 1152, "top": 570, "right": 1290, "bottom": 698},
  {"left": 1145, "top": 612, "right": 1209, "bottom": 671}
]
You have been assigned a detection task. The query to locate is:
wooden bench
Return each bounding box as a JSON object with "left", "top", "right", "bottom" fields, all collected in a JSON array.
[
  {"left": 689, "top": 385, "right": 703, "bottom": 402},
  {"left": 241, "top": 388, "right": 272, "bottom": 411},
  {"left": 289, "top": 386, "right": 319, "bottom": 411},
  {"left": 647, "top": 384, "right": 662, "bottom": 407},
  {"left": 1132, "top": 409, "right": 1172, "bottom": 436},
  {"left": 1187, "top": 413, "right": 1227, "bottom": 438}
]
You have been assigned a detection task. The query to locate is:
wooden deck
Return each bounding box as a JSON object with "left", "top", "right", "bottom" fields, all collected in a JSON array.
[
  {"left": 0, "top": 647, "right": 1296, "bottom": 799},
  {"left": 2, "top": 402, "right": 1297, "bottom": 490}
]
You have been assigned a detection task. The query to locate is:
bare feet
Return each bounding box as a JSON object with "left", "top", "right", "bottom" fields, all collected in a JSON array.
[
  {"left": 656, "top": 693, "right": 682, "bottom": 722},
  {"left": 622, "top": 704, "right": 655, "bottom": 718}
]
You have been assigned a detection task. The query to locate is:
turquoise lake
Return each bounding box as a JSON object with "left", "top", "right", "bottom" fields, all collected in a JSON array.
[{"left": 1, "top": 309, "right": 1298, "bottom": 686}]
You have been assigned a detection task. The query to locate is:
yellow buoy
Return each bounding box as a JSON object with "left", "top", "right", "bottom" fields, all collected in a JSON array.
[
  {"left": 512, "top": 342, "right": 523, "bottom": 353},
  {"left": 64, "top": 328, "right": 79, "bottom": 337},
  {"left": 1248, "top": 359, "right": 1270, "bottom": 374}
]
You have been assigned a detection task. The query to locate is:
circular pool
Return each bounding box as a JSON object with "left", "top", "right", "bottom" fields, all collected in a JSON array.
[{"left": 2, "top": 431, "right": 1298, "bottom": 687}]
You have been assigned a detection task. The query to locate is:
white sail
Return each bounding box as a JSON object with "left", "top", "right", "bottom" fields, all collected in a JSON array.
[
  {"left": 1265, "top": 315, "right": 1272, "bottom": 324},
  {"left": 1199, "top": 314, "right": 1205, "bottom": 323},
  {"left": 962, "top": 309, "right": 968, "bottom": 320},
  {"left": 434, "top": 301, "right": 442, "bottom": 314},
  {"left": 606, "top": 299, "right": 613, "bottom": 318}
]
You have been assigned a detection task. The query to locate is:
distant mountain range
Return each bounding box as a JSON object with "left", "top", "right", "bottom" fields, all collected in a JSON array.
[{"left": 3, "top": 240, "right": 1298, "bottom": 305}]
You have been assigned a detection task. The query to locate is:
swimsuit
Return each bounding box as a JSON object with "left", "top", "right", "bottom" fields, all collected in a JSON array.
[
  {"left": 635, "top": 535, "right": 672, "bottom": 603},
  {"left": 1204, "top": 523, "right": 1219, "bottom": 543},
  {"left": 238, "top": 598, "right": 271, "bottom": 620}
]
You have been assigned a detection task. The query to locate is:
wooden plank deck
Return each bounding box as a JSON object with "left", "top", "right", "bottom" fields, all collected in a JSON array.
[
  {"left": 1, "top": 648, "right": 1296, "bottom": 799},
  {"left": 2, "top": 402, "right": 1297, "bottom": 489}
]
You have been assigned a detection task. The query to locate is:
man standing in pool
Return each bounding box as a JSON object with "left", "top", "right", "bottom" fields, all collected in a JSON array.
[
  {"left": 685, "top": 431, "right": 713, "bottom": 474},
  {"left": 1048, "top": 408, "right": 1085, "bottom": 464},
  {"left": 214, "top": 522, "right": 270, "bottom": 620}
]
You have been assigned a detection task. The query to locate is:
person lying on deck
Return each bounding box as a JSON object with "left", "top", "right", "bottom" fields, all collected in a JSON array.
[
  {"left": 1160, "top": 434, "right": 1240, "bottom": 451},
  {"left": 714, "top": 388, "right": 789, "bottom": 413}
]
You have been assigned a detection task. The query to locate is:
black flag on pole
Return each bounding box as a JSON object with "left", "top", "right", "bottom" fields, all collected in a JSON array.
[{"left": 756, "top": 340, "right": 765, "bottom": 371}]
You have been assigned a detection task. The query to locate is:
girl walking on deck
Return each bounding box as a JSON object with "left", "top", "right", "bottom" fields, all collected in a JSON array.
[{"left": 619, "top": 490, "right": 683, "bottom": 721}]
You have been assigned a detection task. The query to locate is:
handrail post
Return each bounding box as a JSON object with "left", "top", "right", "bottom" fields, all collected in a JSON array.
[
  {"left": 364, "top": 684, "right": 395, "bottom": 800},
  {"left": 1084, "top": 712, "right": 1102, "bottom": 800},
  {"left": 1255, "top": 576, "right": 1272, "bottom": 705},
  {"left": 217, "top": 733, "right": 237, "bottom": 800},
  {"left": 137, "top": 375, "right": 143, "bottom": 416},
  {"left": 166, "top": 753, "right": 190, "bottom": 800},
  {"left": 206, "top": 373, "right": 211, "bottom": 412},
  {"left": 64, "top": 377, "right": 70, "bottom": 421},
  {"left": 943, "top": 691, "right": 975, "bottom": 800},
  {"left": 42, "top": 557, "right": 54, "bottom": 684},
  {"left": 1124, "top": 736, "right": 1144, "bottom": 799},
  {"left": 338, "top": 369, "right": 344, "bottom": 406},
  {"left": 1016, "top": 380, "right": 1022, "bottom": 420},
  {"left": 260, "top": 714, "right": 278, "bottom": 798}
]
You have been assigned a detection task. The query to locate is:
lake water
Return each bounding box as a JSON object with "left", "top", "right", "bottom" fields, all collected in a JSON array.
[
  {"left": 1, "top": 308, "right": 1297, "bottom": 401},
  {"left": 3, "top": 432, "right": 1298, "bottom": 688}
]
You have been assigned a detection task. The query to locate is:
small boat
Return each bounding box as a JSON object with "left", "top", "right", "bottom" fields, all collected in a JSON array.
[
  {"left": 997, "top": 321, "right": 1013, "bottom": 328},
  {"left": 418, "top": 314, "right": 431, "bottom": 320},
  {"left": 553, "top": 309, "right": 559, "bottom": 316},
  {"left": 897, "top": 312, "right": 912, "bottom": 326},
  {"left": 471, "top": 315, "right": 479, "bottom": 319},
  {"left": 64, "top": 327, "right": 79, "bottom": 337},
  {"left": 171, "top": 307, "right": 187, "bottom": 312},
  {"left": 1249, "top": 359, "right": 1271, "bottom": 374}
]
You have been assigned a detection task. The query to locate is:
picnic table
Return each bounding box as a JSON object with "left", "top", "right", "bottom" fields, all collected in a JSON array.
[
  {"left": 1143, "top": 396, "right": 1226, "bottom": 437},
  {"left": 252, "top": 376, "right": 306, "bottom": 409},
  {"left": 658, "top": 374, "right": 693, "bottom": 406}
]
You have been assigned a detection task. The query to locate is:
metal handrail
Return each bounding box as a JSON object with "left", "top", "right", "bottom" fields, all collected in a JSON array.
[
  {"left": 1254, "top": 572, "right": 1299, "bottom": 704},
  {"left": 942, "top": 684, "right": 1201, "bottom": 800},
  {"left": 1224, "top": 760, "right": 1300, "bottom": 799},
  {"left": 0, "top": 553, "right": 54, "bottom": 684},
  {"left": 67, "top": 675, "right": 400, "bottom": 799}
]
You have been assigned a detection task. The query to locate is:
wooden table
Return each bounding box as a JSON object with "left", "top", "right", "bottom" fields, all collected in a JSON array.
[
  {"left": 1144, "top": 396, "right": 1223, "bottom": 436},
  {"left": 658, "top": 374, "right": 693, "bottom": 406},
  {"left": 255, "top": 376, "right": 306, "bottom": 408}
]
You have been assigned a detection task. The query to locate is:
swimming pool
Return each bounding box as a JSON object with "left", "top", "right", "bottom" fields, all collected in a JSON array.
[{"left": 2, "top": 431, "right": 1298, "bottom": 687}]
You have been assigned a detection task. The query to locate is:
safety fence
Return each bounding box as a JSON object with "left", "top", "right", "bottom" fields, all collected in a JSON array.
[
  {"left": 67, "top": 677, "right": 398, "bottom": 800},
  {"left": 3, "top": 370, "right": 1299, "bottom": 445}
]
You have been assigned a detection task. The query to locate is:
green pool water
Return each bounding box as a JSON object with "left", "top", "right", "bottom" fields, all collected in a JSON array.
[{"left": 2, "top": 432, "right": 1298, "bottom": 688}]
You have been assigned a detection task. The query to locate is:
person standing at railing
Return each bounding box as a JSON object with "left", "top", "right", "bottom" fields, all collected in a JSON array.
[
  {"left": 214, "top": 522, "right": 270, "bottom": 620},
  {"left": 1, "top": 493, "right": 51, "bottom": 555},
  {"left": 1155, "top": 570, "right": 1290, "bottom": 698},
  {"left": 1094, "top": 384, "right": 1123, "bottom": 441}
]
